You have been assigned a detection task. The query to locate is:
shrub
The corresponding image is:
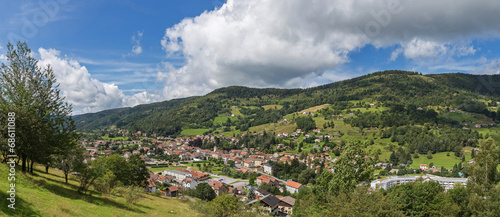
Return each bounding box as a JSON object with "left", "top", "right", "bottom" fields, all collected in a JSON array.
[
  {"left": 153, "top": 191, "right": 161, "bottom": 197},
  {"left": 123, "top": 186, "right": 143, "bottom": 204}
]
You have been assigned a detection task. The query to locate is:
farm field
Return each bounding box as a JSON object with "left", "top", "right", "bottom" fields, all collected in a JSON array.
[
  {"left": 409, "top": 151, "right": 472, "bottom": 170},
  {"left": 180, "top": 128, "right": 209, "bottom": 136}
]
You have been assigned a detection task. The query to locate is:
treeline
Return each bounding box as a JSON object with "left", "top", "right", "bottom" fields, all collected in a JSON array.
[
  {"left": 381, "top": 125, "right": 480, "bottom": 156},
  {"left": 345, "top": 104, "right": 442, "bottom": 130},
  {"left": 0, "top": 42, "right": 76, "bottom": 174}
]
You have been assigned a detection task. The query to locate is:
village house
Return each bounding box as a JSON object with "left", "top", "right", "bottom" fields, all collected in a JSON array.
[
  {"left": 177, "top": 169, "right": 210, "bottom": 181},
  {"left": 285, "top": 181, "right": 303, "bottom": 194},
  {"left": 278, "top": 196, "right": 296, "bottom": 216},
  {"left": 162, "top": 169, "right": 192, "bottom": 182},
  {"left": 162, "top": 186, "right": 178, "bottom": 197},
  {"left": 244, "top": 160, "right": 254, "bottom": 168},
  {"left": 246, "top": 194, "right": 280, "bottom": 215},
  {"left": 256, "top": 175, "right": 278, "bottom": 187},
  {"left": 157, "top": 175, "right": 174, "bottom": 184},
  {"left": 255, "top": 188, "right": 271, "bottom": 198},
  {"left": 263, "top": 163, "right": 273, "bottom": 174},
  {"left": 419, "top": 164, "right": 428, "bottom": 170},
  {"left": 145, "top": 179, "right": 157, "bottom": 193},
  {"left": 182, "top": 178, "right": 198, "bottom": 189},
  {"left": 208, "top": 180, "right": 229, "bottom": 196}
]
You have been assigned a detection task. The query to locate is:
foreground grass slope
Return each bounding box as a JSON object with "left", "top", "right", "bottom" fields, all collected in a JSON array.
[{"left": 0, "top": 164, "right": 197, "bottom": 217}]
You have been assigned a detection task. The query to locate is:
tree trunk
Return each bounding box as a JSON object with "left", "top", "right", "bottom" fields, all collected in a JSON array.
[
  {"left": 22, "top": 156, "right": 26, "bottom": 172},
  {"left": 45, "top": 165, "right": 49, "bottom": 173},
  {"left": 65, "top": 173, "right": 68, "bottom": 184},
  {"left": 30, "top": 160, "right": 34, "bottom": 173}
]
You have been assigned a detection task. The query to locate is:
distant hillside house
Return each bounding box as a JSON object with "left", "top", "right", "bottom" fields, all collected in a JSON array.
[{"left": 285, "top": 181, "right": 303, "bottom": 194}]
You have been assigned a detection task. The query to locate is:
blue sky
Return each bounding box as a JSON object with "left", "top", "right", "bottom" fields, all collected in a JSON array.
[{"left": 1, "top": 0, "right": 500, "bottom": 114}]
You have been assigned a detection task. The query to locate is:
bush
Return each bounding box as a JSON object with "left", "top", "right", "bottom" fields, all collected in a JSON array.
[
  {"left": 93, "top": 170, "right": 116, "bottom": 193},
  {"left": 153, "top": 191, "right": 161, "bottom": 197},
  {"left": 413, "top": 152, "right": 419, "bottom": 159},
  {"left": 122, "top": 186, "right": 143, "bottom": 204}
]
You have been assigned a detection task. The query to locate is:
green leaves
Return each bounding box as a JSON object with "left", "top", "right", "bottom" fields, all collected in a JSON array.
[
  {"left": 295, "top": 116, "right": 316, "bottom": 133},
  {"left": 195, "top": 183, "right": 216, "bottom": 201},
  {"left": 317, "top": 140, "right": 375, "bottom": 195},
  {"left": 0, "top": 41, "right": 76, "bottom": 172},
  {"left": 467, "top": 138, "right": 499, "bottom": 195}
]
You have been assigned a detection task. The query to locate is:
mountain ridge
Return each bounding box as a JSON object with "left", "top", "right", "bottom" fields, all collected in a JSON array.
[{"left": 74, "top": 70, "right": 500, "bottom": 136}]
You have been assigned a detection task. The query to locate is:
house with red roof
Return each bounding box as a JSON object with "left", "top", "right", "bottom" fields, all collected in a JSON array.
[
  {"left": 256, "top": 175, "right": 278, "bottom": 187},
  {"left": 208, "top": 180, "right": 229, "bottom": 196},
  {"left": 285, "top": 180, "right": 303, "bottom": 194}
]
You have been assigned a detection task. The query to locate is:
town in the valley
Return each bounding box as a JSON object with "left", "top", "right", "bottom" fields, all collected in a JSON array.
[{"left": 80, "top": 126, "right": 471, "bottom": 216}]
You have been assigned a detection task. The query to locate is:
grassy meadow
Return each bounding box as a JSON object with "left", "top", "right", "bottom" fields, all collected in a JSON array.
[{"left": 0, "top": 163, "right": 197, "bottom": 217}]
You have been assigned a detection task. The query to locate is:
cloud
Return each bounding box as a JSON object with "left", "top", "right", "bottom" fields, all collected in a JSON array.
[
  {"left": 159, "top": 0, "right": 500, "bottom": 99},
  {"left": 402, "top": 38, "right": 447, "bottom": 60},
  {"left": 390, "top": 40, "right": 477, "bottom": 61},
  {"left": 127, "top": 91, "right": 163, "bottom": 107},
  {"left": 37, "top": 47, "right": 168, "bottom": 114},
  {"left": 0, "top": 44, "right": 5, "bottom": 62},
  {"left": 38, "top": 48, "right": 127, "bottom": 114},
  {"left": 124, "top": 31, "right": 143, "bottom": 57}
]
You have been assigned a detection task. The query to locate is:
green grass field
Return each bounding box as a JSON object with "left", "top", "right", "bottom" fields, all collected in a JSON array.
[
  {"left": 213, "top": 115, "right": 238, "bottom": 125},
  {"left": 349, "top": 106, "right": 388, "bottom": 113},
  {"left": 298, "top": 104, "right": 330, "bottom": 113},
  {"left": 231, "top": 107, "right": 243, "bottom": 116},
  {"left": 262, "top": 104, "right": 283, "bottom": 110},
  {"left": 0, "top": 164, "right": 198, "bottom": 217},
  {"left": 100, "top": 136, "right": 130, "bottom": 141},
  {"left": 180, "top": 128, "right": 209, "bottom": 136},
  {"left": 409, "top": 151, "right": 472, "bottom": 170},
  {"left": 443, "top": 112, "right": 477, "bottom": 122},
  {"left": 365, "top": 143, "right": 393, "bottom": 160},
  {"left": 150, "top": 166, "right": 189, "bottom": 173},
  {"left": 474, "top": 126, "right": 500, "bottom": 142}
]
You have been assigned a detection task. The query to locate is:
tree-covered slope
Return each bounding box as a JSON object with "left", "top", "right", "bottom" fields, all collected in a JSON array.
[{"left": 74, "top": 70, "right": 500, "bottom": 136}]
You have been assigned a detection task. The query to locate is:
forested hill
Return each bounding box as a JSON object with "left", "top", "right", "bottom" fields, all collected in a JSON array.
[{"left": 74, "top": 70, "right": 500, "bottom": 136}]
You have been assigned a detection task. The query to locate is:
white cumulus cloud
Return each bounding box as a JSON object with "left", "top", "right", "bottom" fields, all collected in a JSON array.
[
  {"left": 38, "top": 48, "right": 130, "bottom": 114},
  {"left": 159, "top": 0, "right": 500, "bottom": 99},
  {"left": 402, "top": 38, "right": 448, "bottom": 60}
]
